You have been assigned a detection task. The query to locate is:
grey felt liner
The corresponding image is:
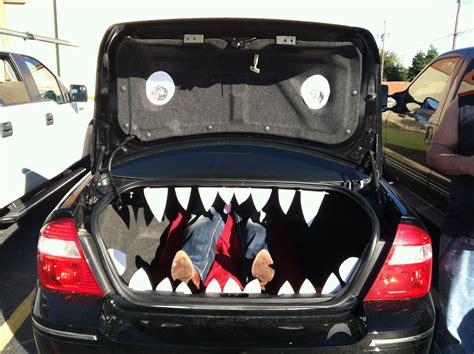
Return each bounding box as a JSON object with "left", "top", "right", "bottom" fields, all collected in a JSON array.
[{"left": 116, "top": 38, "right": 362, "bottom": 145}]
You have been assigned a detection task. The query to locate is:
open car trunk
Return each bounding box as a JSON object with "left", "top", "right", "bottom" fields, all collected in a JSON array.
[{"left": 94, "top": 183, "right": 376, "bottom": 299}]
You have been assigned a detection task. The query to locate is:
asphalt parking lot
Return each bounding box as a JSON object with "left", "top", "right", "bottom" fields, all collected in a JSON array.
[{"left": 0, "top": 181, "right": 451, "bottom": 353}]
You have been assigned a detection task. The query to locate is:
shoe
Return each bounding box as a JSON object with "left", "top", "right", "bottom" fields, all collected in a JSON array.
[
  {"left": 171, "top": 250, "right": 201, "bottom": 289},
  {"left": 251, "top": 249, "right": 275, "bottom": 290}
]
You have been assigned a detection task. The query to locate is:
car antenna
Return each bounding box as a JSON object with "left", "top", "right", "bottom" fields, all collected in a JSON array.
[{"left": 106, "top": 135, "right": 135, "bottom": 210}]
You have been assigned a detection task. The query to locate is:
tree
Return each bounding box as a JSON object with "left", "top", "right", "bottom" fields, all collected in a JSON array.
[
  {"left": 383, "top": 51, "right": 408, "bottom": 81},
  {"left": 408, "top": 45, "right": 439, "bottom": 80}
]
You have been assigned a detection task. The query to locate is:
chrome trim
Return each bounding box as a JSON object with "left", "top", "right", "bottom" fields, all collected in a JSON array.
[
  {"left": 32, "top": 317, "right": 98, "bottom": 342},
  {"left": 369, "top": 328, "right": 433, "bottom": 347}
]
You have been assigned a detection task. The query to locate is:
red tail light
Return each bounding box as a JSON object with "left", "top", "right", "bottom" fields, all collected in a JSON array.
[
  {"left": 364, "top": 223, "right": 432, "bottom": 301},
  {"left": 38, "top": 218, "right": 104, "bottom": 296}
]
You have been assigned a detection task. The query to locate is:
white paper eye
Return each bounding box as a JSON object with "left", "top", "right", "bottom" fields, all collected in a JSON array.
[
  {"left": 301, "top": 75, "right": 330, "bottom": 110},
  {"left": 146, "top": 71, "right": 175, "bottom": 106}
]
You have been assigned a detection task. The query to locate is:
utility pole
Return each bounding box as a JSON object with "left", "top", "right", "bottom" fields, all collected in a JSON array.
[
  {"left": 380, "top": 21, "right": 386, "bottom": 82},
  {"left": 452, "top": 0, "right": 461, "bottom": 50},
  {"left": 53, "top": 0, "right": 60, "bottom": 76}
]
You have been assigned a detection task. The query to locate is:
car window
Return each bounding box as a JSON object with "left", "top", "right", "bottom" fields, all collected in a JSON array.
[
  {"left": 407, "top": 57, "right": 459, "bottom": 113},
  {"left": 457, "top": 62, "right": 474, "bottom": 96},
  {"left": 0, "top": 57, "right": 30, "bottom": 106},
  {"left": 22, "top": 56, "right": 66, "bottom": 104}
]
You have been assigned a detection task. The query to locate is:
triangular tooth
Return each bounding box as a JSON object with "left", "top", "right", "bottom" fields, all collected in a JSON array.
[
  {"left": 129, "top": 268, "right": 152, "bottom": 291},
  {"left": 107, "top": 248, "right": 127, "bottom": 276},
  {"left": 144, "top": 187, "right": 168, "bottom": 221},
  {"left": 300, "top": 190, "right": 326, "bottom": 227},
  {"left": 223, "top": 278, "right": 241, "bottom": 293},
  {"left": 338, "top": 257, "right": 359, "bottom": 283},
  {"left": 198, "top": 187, "right": 218, "bottom": 212},
  {"left": 259, "top": 210, "right": 266, "bottom": 223},
  {"left": 278, "top": 281, "right": 295, "bottom": 295},
  {"left": 155, "top": 277, "right": 173, "bottom": 292},
  {"left": 250, "top": 188, "right": 272, "bottom": 211},
  {"left": 299, "top": 279, "right": 317, "bottom": 295},
  {"left": 321, "top": 272, "right": 341, "bottom": 294},
  {"left": 235, "top": 188, "right": 251, "bottom": 205},
  {"left": 218, "top": 187, "right": 234, "bottom": 204},
  {"left": 243, "top": 279, "right": 261, "bottom": 294},
  {"left": 175, "top": 282, "right": 192, "bottom": 294},
  {"left": 205, "top": 279, "right": 222, "bottom": 294},
  {"left": 278, "top": 189, "right": 296, "bottom": 214},
  {"left": 327, "top": 323, "right": 352, "bottom": 340},
  {"left": 175, "top": 187, "right": 192, "bottom": 210}
]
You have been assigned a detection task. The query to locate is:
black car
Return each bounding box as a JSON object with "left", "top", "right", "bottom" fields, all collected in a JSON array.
[
  {"left": 382, "top": 47, "right": 474, "bottom": 228},
  {"left": 32, "top": 19, "right": 435, "bottom": 353}
]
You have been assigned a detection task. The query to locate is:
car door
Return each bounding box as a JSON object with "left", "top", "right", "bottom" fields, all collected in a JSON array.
[
  {"left": 383, "top": 56, "right": 460, "bottom": 204},
  {"left": 0, "top": 53, "right": 52, "bottom": 208},
  {"left": 429, "top": 59, "right": 474, "bottom": 213}
]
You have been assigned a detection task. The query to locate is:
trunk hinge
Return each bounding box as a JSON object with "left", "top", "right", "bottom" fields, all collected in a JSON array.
[
  {"left": 105, "top": 135, "right": 135, "bottom": 210},
  {"left": 367, "top": 129, "right": 383, "bottom": 205}
]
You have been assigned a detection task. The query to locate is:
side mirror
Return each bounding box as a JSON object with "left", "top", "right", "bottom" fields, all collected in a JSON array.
[
  {"left": 422, "top": 97, "right": 439, "bottom": 111},
  {"left": 70, "top": 84, "right": 88, "bottom": 102}
]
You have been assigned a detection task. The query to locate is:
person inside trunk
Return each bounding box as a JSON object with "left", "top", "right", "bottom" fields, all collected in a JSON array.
[
  {"left": 170, "top": 197, "right": 275, "bottom": 291},
  {"left": 427, "top": 66, "right": 474, "bottom": 353}
]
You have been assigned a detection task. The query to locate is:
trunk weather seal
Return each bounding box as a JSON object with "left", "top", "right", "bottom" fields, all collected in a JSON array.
[{"left": 90, "top": 180, "right": 381, "bottom": 311}]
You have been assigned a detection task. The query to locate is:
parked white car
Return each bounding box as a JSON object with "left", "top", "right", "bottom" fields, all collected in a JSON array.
[{"left": 0, "top": 51, "right": 91, "bottom": 222}]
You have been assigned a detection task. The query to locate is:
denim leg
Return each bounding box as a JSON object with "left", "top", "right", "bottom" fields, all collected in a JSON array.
[
  {"left": 235, "top": 213, "right": 268, "bottom": 280},
  {"left": 182, "top": 207, "right": 226, "bottom": 280},
  {"left": 439, "top": 234, "right": 474, "bottom": 353}
]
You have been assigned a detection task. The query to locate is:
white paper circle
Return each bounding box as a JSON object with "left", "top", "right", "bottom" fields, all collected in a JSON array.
[
  {"left": 146, "top": 71, "right": 175, "bottom": 105},
  {"left": 301, "top": 74, "right": 330, "bottom": 110}
]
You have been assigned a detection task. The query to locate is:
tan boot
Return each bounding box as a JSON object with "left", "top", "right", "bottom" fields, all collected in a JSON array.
[
  {"left": 251, "top": 249, "right": 275, "bottom": 290},
  {"left": 171, "top": 250, "right": 201, "bottom": 289}
]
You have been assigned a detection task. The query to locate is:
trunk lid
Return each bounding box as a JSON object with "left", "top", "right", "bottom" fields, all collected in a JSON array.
[{"left": 93, "top": 19, "right": 382, "bottom": 175}]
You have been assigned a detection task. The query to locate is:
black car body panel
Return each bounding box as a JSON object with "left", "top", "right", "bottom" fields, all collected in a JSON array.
[{"left": 33, "top": 18, "right": 435, "bottom": 353}]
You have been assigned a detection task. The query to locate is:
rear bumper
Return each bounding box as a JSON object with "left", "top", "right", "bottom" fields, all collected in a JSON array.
[
  {"left": 33, "top": 319, "right": 433, "bottom": 353},
  {"left": 32, "top": 287, "right": 435, "bottom": 353}
]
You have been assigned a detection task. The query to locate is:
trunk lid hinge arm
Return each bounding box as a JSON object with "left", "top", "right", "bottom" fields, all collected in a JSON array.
[
  {"left": 106, "top": 135, "right": 135, "bottom": 210},
  {"left": 367, "top": 129, "right": 383, "bottom": 205}
]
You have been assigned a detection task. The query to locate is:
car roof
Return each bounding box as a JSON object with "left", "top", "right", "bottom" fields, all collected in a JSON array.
[{"left": 437, "top": 46, "right": 474, "bottom": 59}]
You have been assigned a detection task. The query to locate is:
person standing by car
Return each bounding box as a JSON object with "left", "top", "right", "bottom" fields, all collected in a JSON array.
[{"left": 426, "top": 66, "right": 474, "bottom": 353}]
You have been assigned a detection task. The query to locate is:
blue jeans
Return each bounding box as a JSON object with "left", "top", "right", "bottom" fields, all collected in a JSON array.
[
  {"left": 182, "top": 207, "right": 268, "bottom": 281},
  {"left": 439, "top": 234, "right": 474, "bottom": 353}
]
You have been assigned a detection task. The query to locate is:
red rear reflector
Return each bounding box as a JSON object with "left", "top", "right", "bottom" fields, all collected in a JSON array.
[
  {"left": 364, "top": 223, "right": 432, "bottom": 301},
  {"left": 38, "top": 218, "right": 104, "bottom": 296}
]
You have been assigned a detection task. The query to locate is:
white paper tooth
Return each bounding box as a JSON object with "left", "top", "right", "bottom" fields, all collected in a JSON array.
[
  {"left": 206, "top": 279, "right": 222, "bottom": 294},
  {"left": 278, "top": 281, "right": 295, "bottom": 295},
  {"left": 107, "top": 248, "right": 126, "bottom": 276},
  {"left": 144, "top": 187, "right": 168, "bottom": 222},
  {"left": 175, "top": 187, "right": 192, "bottom": 210},
  {"left": 155, "top": 277, "right": 173, "bottom": 292},
  {"left": 338, "top": 257, "right": 359, "bottom": 283},
  {"left": 235, "top": 188, "right": 251, "bottom": 205},
  {"left": 300, "top": 190, "right": 326, "bottom": 227},
  {"left": 327, "top": 323, "right": 352, "bottom": 340},
  {"left": 218, "top": 187, "right": 234, "bottom": 204},
  {"left": 251, "top": 188, "right": 272, "bottom": 211},
  {"left": 259, "top": 210, "right": 266, "bottom": 222},
  {"left": 299, "top": 279, "right": 317, "bottom": 295},
  {"left": 198, "top": 187, "right": 218, "bottom": 211},
  {"left": 243, "top": 279, "right": 261, "bottom": 294},
  {"left": 321, "top": 272, "right": 341, "bottom": 294},
  {"left": 175, "top": 282, "right": 192, "bottom": 294},
  {"left": 223, "top": 278, "right": 242, "bottom": 293},
  {"left": 278, "top": 189, "right": 296, "bottom": 214},
  {"left": 129, "top": 268, "right": 152, "bottom": 291}
]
